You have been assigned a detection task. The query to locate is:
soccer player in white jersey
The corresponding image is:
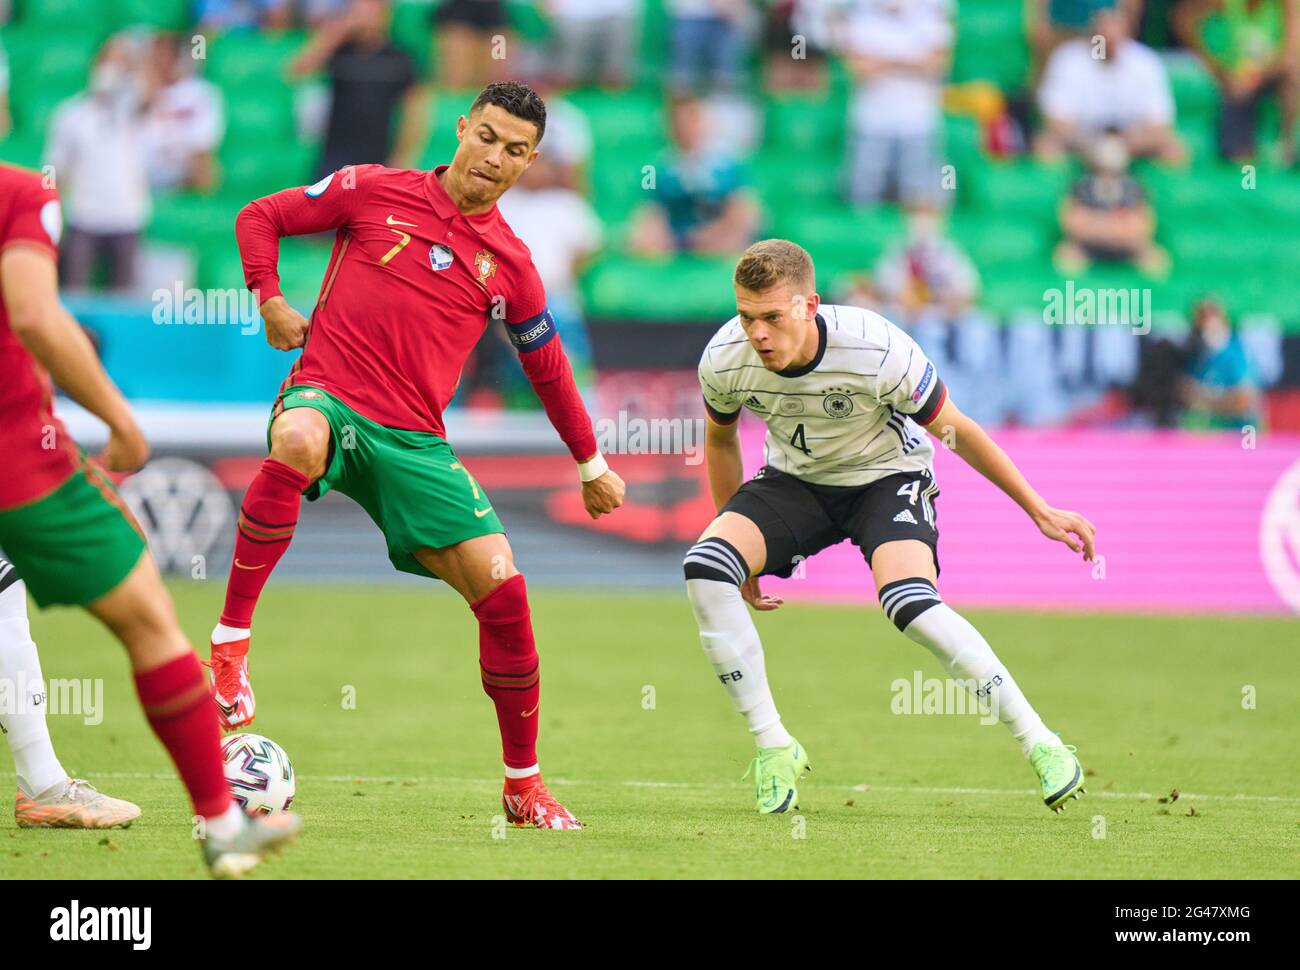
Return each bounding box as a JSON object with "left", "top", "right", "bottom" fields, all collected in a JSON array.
[{"left": 684, "top": 240, "right": 1095, "bottom": 815}]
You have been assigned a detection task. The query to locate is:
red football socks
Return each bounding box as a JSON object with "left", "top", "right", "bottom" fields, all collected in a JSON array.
[
  {"left": 134, "top": 653, "right": 230, "bottom": 819},
  {"left": 219, "top": 458, "right": 309, "bottom": 629},
  {"left": 472, "top": 574, "right": 541, "bottom": 770}
]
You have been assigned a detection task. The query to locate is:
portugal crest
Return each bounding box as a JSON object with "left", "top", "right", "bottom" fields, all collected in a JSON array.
[
  {"left": 823, "top": 393, "right": 854, "bottom": 418},
  {"left": 474, "top": 249, "right": 498, "bottom": 284}
]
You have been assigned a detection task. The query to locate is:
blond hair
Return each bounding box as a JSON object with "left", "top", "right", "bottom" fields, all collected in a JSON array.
[{"left": 733, "top": 239, "right": 815, "bottom": 294}]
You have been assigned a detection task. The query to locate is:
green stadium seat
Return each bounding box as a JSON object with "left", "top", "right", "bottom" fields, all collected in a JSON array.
[
  {"left": 111, "top": 0, "right": 191, "bottom": 31},
  {"left": 763, "top": 95, "right": 845, "bottom": 153},
  {"left": 581, "top": 253, "right": 736, "bottom": 321},
  {"left": 0, "top": 134, "right": 44, "bottom": 170},
  {"left": 148, "top": 193, "right": 241, "bottom": 253},
  {"left": 391, "top": 0, "right": 435, "bottom": 77},
  {"left": 771, "top": 204, "right": 906, "bottom": 277},
  {"left": 950, "top": 213, "right": 1050, "bottom": 265},
  {"left": 16, "top": 0, "right": 112, "bottom": 31},
  {"left": 751, "top": 148, "right": 838, "bottom": 208},
  {"left": 1166, "top": 58, "right": 1218, "bottom": 121},
  {"left": 5, "top": 29, "right": 100, "bottom": 96},
  {"left": 206, "top": 31, "right": 308, "bottom": 88},
  {"left": 220, "top": 141, "right": 315, "bottom": 199},
  {"left": 221, "top": 91, "right": 295, "bottom": 141},
  {"left": 566, "top": 89, "right": 665, "bottom": 154}
]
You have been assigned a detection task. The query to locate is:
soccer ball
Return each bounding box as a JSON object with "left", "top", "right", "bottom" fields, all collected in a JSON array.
[{"left": 220, "top": 733, "right": 295, "bottom": 815}]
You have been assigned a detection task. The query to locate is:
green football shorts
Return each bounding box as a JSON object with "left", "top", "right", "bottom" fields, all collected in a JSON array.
[
  {"left": 271, "top": 385, "right": 505, "bottom": 580},
  {"left": 0, "top": 457, "right": 147, "bottom": 608}
]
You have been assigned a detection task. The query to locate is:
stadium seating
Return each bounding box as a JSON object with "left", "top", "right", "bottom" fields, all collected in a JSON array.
[{"left": 0, "top": 0, "right": 1296, "bottom": 338}]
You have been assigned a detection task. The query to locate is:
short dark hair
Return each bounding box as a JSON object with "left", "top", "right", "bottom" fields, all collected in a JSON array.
[{"left": 470, "top": 81, "right": 546, "bottom": 144}]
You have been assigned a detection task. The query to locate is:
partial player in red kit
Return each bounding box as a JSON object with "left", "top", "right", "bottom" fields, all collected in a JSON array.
[
  {"left": 0, "top": 162, "right": 299, "bottom": 876},
  {"left": 211, "top": 82, "right": 625, "bottom": 829}
]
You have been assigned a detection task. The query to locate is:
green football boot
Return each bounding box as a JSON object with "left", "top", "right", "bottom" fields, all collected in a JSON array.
[
  {"left": 743, "top": 737, "right": 812, "bottom": 814},
  {"left": 1030, "top": 741, "right": 1085, "bottom": 813}
]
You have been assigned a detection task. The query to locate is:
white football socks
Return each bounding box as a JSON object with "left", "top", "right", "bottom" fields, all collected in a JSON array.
[
  {"left": 686, "top": 578, "right": 792, "bottom": 749},
  {"left": 504, "top": 763, "right": 540, "bottom": 780},
  {"left": 899, "top": 600, "right": 1060, "bottom": 756},
  {"left": 205, "top": 803, "right": 246, "bottom": 841},
  {"left": 211, "top": 623, "right": 250, "bottom": 646},
  {"left": 0, "top": 580, "right": 68, "bottom": 797}
]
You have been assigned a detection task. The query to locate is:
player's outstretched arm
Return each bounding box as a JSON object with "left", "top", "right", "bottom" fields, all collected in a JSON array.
[
  {"left": 1, "top": 246, "right": 149, "bottom": 471},
  {"left": 928, "top": 394, "right": 1097, "bottom": 561}
]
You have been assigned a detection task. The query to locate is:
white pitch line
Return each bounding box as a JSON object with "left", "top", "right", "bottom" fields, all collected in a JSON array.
[{"left": 81, "top": 772, "right": 1300, "bottom": 804}]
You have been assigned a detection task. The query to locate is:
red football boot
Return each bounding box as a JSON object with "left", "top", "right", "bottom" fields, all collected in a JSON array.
[
  {"left": 502, "top": 774, "right": 582, "bottom": 830},
  {"left": 205, "top": 637, "right": 255, "bottom": 731}
]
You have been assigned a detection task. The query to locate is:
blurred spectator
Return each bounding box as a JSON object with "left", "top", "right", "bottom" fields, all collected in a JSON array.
[
  {"left": 1036, "top": 6, "right": 1187, "bottom": 163},
  {"left": 1174, "top": 0, "right": 1299, "bottom": 165},
  {"left": 142, "top": 33, "right": 225, "bottom": 192},
  {"left": 841, "top": 0, "right": 952, "bottom": 209},
  {"left": 1055, "top": 133, "right": 1169, "bottom": 275},
  {"left": 762, "top": 0, "right": 836, "bottom": 92},
  {"left": 290, "top": 0, "right": 428, "bottom": 177},
  {"left": 196, "top": 0, "right": 293, "bottom": 31},
  {"left": 545, "top": 0, "right": 640, "bottom": 89},
  {"left": 301, "top": 0, "right": 351, "bottom": 27},
  {"left": 46, "top": 36, "right": 151, "bottom": 291},
  {"left": 628, "top": 95, "right": 759, "bottom": 256},
  {"left": 667, "top": 0, "right": 750, "bottom": 92},
  {"left": 498, "top": 152, "right": 603, "bottom": 383},
  {"left": 1180, "top": 298, "right": 1261, "bottom": 429},
  {"left": 433, "top": 0, "right": 512, "bottom": 89},
  {"left": 1025, "top": 0, "right": 1141, "bottom": 80},
  {"left": 522, "top": 78, "right": 593, "bottom": 191},
  {"left": 865, "top": 209, "right": 979, "bottom": 325}
]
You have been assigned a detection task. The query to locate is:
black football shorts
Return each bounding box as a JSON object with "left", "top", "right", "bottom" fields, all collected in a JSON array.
[{"left": 719, "top": 466, "right": 940, "bottom": 579}]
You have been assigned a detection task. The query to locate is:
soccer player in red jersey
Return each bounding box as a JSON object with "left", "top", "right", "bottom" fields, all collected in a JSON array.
[
  {"left": 211, "top": 82, "right": 625, "bottom": 829},
  {"left": 0, "top": 162, "right": 300, "bottom": 876}
]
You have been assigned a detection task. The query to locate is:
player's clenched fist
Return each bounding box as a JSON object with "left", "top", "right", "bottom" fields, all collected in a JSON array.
[
  {"left": 260, "top": 296, "right": 311, "bottom": 351},
  {"left": 581, "top": 468, "right": 625, "bottom": 519},
  {"left": 98, "top": 418, "right": 151, "bottom": 472}
]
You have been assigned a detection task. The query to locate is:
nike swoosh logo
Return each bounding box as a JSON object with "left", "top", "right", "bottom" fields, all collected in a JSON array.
[
  {"left": 233, "top": 559, "right": 266, "bottom": 570},
  {"left": 474, "top": 507, "right": 494, "bottom": 518},
  {"left": 386, "top": 214, "right": 418, "bottom": 227},
  {"left": 521, "top": 701, "right": 540, "bottom": 717}
]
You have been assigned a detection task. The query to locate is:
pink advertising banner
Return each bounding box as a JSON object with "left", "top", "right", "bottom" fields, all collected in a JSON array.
[{"left": 744, "top": 425, "right": 1300, "bottom": 615}]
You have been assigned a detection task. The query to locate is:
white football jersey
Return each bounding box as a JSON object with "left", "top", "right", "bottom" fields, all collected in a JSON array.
[{"left": 698, "top": 303, "right": 948, "bottom": 486}]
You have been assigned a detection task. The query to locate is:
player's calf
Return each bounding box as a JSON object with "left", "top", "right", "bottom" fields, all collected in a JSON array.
[{"left": 683, "top": 535, "right": 793, "bottom": 753}]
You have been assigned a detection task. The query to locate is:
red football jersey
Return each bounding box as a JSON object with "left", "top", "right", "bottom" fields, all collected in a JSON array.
[
  {"left": 236, "top": 164, "right": 597, "bottom": 460},
  {"left": 0, "top": 163, "right": 79, "bottom": 510}
]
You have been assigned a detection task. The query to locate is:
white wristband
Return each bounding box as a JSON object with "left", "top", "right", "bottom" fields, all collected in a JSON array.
[{"left": 577, "top": 452, "right": 609, "bottom": 483}]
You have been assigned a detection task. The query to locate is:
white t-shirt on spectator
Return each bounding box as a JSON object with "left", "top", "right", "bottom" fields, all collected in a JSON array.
[
  {"left": 846, "top": 1, "right": 953, "bottom": 137},
  {"left": 498, "top": 187, "right": 602, "bottom": 304},
  {"left": 549, "top": 0, "right": 637, "bottom": 19},
  {"left": 1038, "top": 38, "right": 1175, "bottom": 134},
  {"left": 46, "top": 93, "right": 151, "bottom": 234},
  {"left": 144, "top": 77, "right": 225, "bottom": 190}
]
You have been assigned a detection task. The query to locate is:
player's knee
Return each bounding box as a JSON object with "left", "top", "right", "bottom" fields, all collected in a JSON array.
[
  {"left": 878, "top": 576, "right": 943, "bottom": 633},
  {"left": 683, "top": 536, "right": 749, "bottom": 589},
  {"left": 269, "top": 413, "right": 329, "bottom": 475}
]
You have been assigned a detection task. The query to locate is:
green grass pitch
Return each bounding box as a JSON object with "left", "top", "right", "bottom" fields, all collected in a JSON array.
[{"left": 6, "top": 582, "right": 1298, "bottom": 879}]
